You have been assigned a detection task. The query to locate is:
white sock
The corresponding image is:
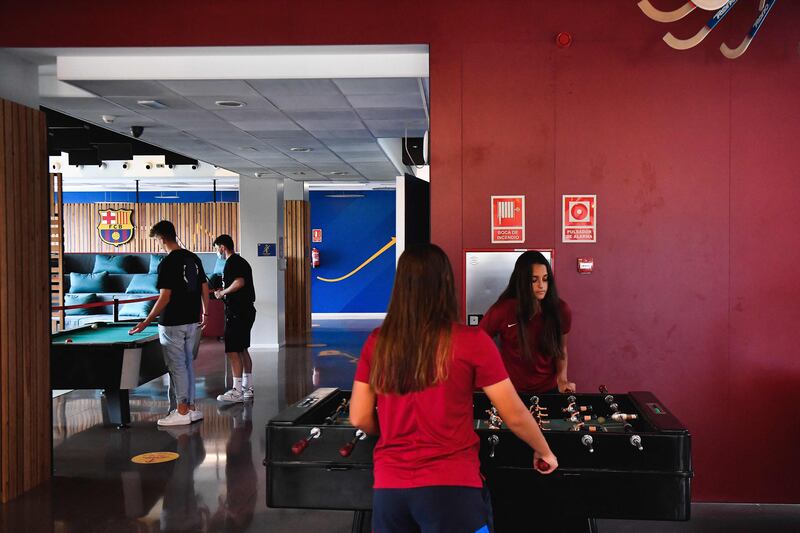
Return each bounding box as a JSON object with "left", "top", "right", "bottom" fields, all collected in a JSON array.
[
  {"left": 242, "top": 372, "right": 251, "bottom": 389},
  {"left": 233, "top": 377, "right": 243, "bottom": 392}
]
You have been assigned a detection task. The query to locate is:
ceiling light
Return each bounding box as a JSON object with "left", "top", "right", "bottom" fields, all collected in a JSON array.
[
  {"left": 137, "top": 100, "right": 168, "bottom": 110},
  {"left": 154, "top": 192, "right": 180, "bottom": 199},
  {"left": 254, "top": 172, "right": 271, "bottom": 178},
  {"left": 289, "top": 147, "right": 313, "bottom": 152},
  {"left": 328, "top": 171, "right": 349, "bottom": 176},
  {"left": 325, "top": 193, "right": 365, "bottom": 198},
  {"left": 215, "top": 100, "right": 246, "bottom": 108}
]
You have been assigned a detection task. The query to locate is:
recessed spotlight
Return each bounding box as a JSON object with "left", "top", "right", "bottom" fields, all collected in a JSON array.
[
  {"left": 289, "top": 147, "right": 313, "bottom": 152},
  {"left": 137, "top": 100, "right": 168, "bottom": 110},
  {"left": 215, "top": 100, "right": 246, "bottom": 108},
  {"left": 254, "top": 172, "right": 271, "bottom": 178},
  {"left": 293, "top": 171, "right": 307, "bottom": 176}
]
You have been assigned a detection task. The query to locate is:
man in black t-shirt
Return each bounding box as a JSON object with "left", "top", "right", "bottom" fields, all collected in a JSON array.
[
  {"left": 130, "top": 220, "right": 210, "bottom": 426},
  {"left": 212, "top": 234, "right": 256, "bottom": 403}
]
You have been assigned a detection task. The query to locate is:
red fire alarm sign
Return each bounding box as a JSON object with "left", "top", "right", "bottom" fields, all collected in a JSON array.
[
  {"left": 491, "top": 195, "right": 525, "bottom": 243},
  {"left": 312, "top": 229, "right": 322, "bottom": 243},
  {"left": 562, "top": 195, "right": 596, "bottom": 243}
]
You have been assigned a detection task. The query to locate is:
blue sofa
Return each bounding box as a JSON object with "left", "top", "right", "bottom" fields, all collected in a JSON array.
[{"left": 63, "top": 253, "right": 223, "bottom": 330}]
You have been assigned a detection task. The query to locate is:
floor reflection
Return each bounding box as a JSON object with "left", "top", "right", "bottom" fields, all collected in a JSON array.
[{"left": 1, "top": 319, "right": 376, "bottom": 533}]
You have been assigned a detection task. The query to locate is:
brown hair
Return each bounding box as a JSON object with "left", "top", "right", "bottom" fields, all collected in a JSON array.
[{"left": 370, "top": 244, "right": 458, "bottom": 394}]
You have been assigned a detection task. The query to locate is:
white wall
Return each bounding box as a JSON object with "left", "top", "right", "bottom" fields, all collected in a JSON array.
[
  {"left": 239, "top": 176, "right": 285, "bottom": 349},
  {"left": 284, "top": 178, "right": 307, "bottom": 201},
  {"left": 0, "top": 51, "right": 39, "bottom": 108}
]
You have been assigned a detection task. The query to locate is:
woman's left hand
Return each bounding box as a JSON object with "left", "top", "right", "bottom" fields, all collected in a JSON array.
[{"left": 557, "top": 379, "right": 576, "bottom": 393}]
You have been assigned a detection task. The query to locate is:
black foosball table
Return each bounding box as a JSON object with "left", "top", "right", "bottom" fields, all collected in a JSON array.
[{"left": 266, "top": 387, "right": 692, "bottom": 533}]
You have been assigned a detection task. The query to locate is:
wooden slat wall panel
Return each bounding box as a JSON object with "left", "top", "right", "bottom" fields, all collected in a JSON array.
[
  {"left": 50, "top": 173, "right": 64, "bottom": 331},
  {"left": 0, "top": 98, "right": 50, "bottom": 503},
  {"left": 62, "top": 202, "right": 239, "bottom": 253},
  {"left": 284, "top": 200, "right": 311, "bottom": 345}
]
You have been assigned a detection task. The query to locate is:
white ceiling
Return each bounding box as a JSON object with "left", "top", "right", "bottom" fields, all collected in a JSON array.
[{"left": 8, "top": 46, "right": 430, "bottom": 183}]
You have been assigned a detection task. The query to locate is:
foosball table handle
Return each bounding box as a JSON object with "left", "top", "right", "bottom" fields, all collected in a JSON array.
[
  {"left": 630, "top": 434, "right": 644, "bottom": 451},
  {"left": 581, "top": 434, "right": 595, "bottom": 453},
  {"left": 339, "top": 429, "right": 366, "bottom": 457},
  {"left": 291, "top": 427, "right": 321, "bottom": 455},
  {"left": 488, "top": 434, "right": 500, "bottom": 458}
]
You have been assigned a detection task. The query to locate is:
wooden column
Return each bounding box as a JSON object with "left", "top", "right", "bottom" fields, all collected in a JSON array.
[
  {"left": 0, "top": 98, "right": 51, "bottom": 503},
  {"left": 283, "top": 200, "right": 311, "bottom": 345}
]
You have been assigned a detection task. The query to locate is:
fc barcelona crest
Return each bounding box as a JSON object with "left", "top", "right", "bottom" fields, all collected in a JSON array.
[{"left": 97, "top": 209, "right": 135, "bottom": 246}]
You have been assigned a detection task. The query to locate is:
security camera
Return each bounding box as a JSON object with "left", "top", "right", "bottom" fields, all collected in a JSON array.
[
  {"left": 191, "top": 165, "right": 197, "bottom": 170},
  {"left": 167, "top": 164, "right": 174, "bottom": 169},
  {"left": 130, "top": 126, "right": 144, "bottom": 138},
  {"left": 122, "top": 162, "right": 129, "bottom": 169}
]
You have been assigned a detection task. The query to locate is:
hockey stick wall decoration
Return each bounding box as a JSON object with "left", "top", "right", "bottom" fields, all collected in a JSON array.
[
  {"left": 638, "top": 1, "right": 697, "bottom": 23},
  {"left": 663, "top": 0, "right": 738, "bottom": 50},
  {"left": 720, "top": 0, "right": 777, "bottom": 58}
]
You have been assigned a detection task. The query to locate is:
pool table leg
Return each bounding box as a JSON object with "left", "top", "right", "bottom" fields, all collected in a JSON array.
[{"left": 103, "top": 389, "right": 131, "bottom": 429}]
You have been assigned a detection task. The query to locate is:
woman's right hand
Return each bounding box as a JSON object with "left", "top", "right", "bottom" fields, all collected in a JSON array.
[{"left": 534, "top": 450, "right": 558, "bottom": 474}]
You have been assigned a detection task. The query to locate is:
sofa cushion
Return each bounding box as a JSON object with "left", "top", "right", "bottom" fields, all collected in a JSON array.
[
  {"left": 93, "top": 255, "right": 131, "bottom": 274},
  {"left": 126, "top": 274, "right": 158, "bottom": 294},
  {"left": 148, "top": 254, "right": 165, "bottom": 274},
  {"left": 119, "top": 299, "right": 155, "bottom": 318},
  {"left": 69, "top": 271, "right": 108, "bottom": 293},
  {"left": 64, "top": 293, "right": 98, "bottom": 316}
]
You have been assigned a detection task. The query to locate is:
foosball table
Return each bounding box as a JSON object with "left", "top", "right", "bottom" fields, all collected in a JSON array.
[{"left": 266, "top": 387, "right": 692, "bottom": 533}]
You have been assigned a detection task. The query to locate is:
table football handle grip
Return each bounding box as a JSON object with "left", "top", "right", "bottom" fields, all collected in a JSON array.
[
  {"left": 339, "top": 442, "right": 355, "bottom": 457},
  {"left": 291, "top": 438, "right": 310, "bottom": 455}
]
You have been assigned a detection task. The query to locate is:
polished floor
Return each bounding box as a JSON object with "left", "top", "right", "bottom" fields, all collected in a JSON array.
[{"left": 1, "top": 319, "right": 798, "bottom": 532}]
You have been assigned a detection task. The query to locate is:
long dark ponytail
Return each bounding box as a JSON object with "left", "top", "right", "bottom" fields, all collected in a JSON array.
[{"left": 496, "top": 251, "right": 564, "bottom": 360}]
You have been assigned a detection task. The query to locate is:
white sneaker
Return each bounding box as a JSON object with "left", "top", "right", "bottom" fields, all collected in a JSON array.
[
  {"left": 157, "top": 409, "right": 192, "bottom": 426},
  {"left": 243, "top": 387, "right": 254, "bottom": 400},
  {"left": 216, "top": 388, "right": 244, "bottom": 403},
  {"left": 190, "top": 409, "right": 204, "bottom": 422}
]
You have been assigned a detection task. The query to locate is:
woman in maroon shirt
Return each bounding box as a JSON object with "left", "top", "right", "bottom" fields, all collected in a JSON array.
[
  {"left": 350, "top": 244, "right": 557, "bottom": 533},
  {"left": 480, "top": 251, "right": 576, "bottom": 394}
]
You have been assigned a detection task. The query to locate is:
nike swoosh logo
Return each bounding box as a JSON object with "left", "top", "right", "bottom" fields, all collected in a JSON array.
[{"left": 507, "top": 323, "right": 517, "bottom": 328}]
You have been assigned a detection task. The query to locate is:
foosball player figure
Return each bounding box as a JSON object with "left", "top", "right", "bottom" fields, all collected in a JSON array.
[{"left": 486, "top": 407, "right": 504, "bottom": 430}]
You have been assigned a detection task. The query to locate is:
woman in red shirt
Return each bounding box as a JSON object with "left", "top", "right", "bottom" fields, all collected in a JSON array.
[
  {"left": 480, "top": 251, "right": 576, "bottom": 394},
  {"left": 350, "top": 244, "right": 557, "bottom": 533}
]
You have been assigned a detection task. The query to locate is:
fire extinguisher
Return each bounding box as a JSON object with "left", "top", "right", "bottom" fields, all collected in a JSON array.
[{"left": 311, "top": 247, "right": 320, "bottom": 269}]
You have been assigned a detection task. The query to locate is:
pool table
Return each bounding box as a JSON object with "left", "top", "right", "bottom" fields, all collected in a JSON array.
[{"left": 51, "top": 322, "right": 167, "bottom": 428}]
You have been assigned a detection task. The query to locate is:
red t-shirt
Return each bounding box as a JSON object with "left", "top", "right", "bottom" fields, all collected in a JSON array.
[
  {"left": 479, "top": 298, "right": 571, "bottom": 393},
  {"left": 354, "top": 324, "right": 508, "bottom": 489}
]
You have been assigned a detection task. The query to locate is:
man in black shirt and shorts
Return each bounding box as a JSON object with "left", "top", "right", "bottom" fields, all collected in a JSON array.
[
  {"left": 129, "top": 220, "right": 210, "bottom": 426},
  {"left": 212, "top": 234, "right": 256, "bottom": 402}
]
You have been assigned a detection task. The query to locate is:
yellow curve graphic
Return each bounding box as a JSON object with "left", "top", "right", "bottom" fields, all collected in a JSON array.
[{"left": 316, "top": 237, "right": 396, "bottom": 283}]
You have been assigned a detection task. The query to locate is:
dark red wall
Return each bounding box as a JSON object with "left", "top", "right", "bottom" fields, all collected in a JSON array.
[{"left": 3, "top": 0, "right": 799, "bottom": 503}]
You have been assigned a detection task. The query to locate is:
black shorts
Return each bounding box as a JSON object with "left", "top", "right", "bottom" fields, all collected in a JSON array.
[{"left": 224, "top": 305, "right": 256, "bottom": 353}]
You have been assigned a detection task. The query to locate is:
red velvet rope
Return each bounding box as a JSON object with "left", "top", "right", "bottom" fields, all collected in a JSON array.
[{"left": 52, "top": 295, "right": 158, "bottom": 312}]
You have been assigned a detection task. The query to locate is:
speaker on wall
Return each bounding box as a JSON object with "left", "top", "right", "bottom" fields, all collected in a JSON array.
[{"left": 401, "top": 137, "right": 425, "bottom": 166}]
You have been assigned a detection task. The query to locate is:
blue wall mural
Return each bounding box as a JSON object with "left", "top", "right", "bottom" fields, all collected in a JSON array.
[{"left": 310, "top": 190, "right": 396, "bottom": 313}]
